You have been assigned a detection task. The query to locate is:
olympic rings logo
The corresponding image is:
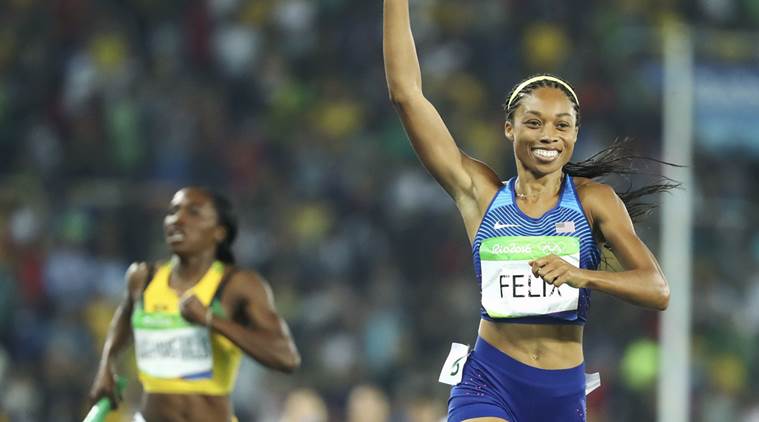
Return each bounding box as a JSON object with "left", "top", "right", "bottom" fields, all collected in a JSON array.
[{"left": 540, "top": 243, "right": 562, "bottom": 255}]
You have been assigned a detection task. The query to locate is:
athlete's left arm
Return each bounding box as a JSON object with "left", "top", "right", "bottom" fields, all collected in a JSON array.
[
  {"left": 180, "top": 271, "right": 301, "bottom": 372},
  {"left": 530, "top": 183, "right": 670, "bottom": 310}
]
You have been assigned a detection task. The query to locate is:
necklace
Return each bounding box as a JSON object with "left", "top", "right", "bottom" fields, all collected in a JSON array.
[{"left": 515, "top": 175, "right": 563, "bottom": 200}]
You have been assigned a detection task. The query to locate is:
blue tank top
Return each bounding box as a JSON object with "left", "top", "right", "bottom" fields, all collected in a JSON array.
[{"left": 472, "top": 175, "right": 600, "bottom": 325}]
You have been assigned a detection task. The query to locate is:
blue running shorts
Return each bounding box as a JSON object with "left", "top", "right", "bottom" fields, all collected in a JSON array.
[{"left": 448, "top": 337, "right": 587, "bottom": 422}]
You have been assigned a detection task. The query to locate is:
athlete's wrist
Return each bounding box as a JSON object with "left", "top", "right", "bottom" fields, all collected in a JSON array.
[
  {"left": 205, "top": 308, "right": 214, "bottom": 328},
  {"left": 578, "top": 269, "right": 602, "bottom": 290},
  {"left": 578, "top": 271, "right": 592, "bottom": 289}
]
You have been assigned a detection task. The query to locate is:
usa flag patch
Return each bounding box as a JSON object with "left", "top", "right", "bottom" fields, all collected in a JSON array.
[{"left": 555, "top": 221, "right": 576, "bottom": 233}]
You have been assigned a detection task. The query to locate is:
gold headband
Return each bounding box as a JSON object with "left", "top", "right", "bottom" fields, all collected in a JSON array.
[{"left": 507, "top": 75, "right": 579, "bottom": 109}]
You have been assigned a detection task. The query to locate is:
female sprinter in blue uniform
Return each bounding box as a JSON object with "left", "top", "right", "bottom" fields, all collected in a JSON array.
[
  {"left": 88, "top": 187, "right": 300, "bottom": 422},
  {"left": 383, "top": 2, "right": 671, "bottom": 421}
]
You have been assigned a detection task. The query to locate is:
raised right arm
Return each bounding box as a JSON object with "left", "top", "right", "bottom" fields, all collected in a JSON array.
[{"left": 383, "top": 0, "right": 499, "bottom": 201}]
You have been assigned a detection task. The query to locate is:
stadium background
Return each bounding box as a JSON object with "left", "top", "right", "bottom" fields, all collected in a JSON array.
[{"left": 1, "top": 0, "right": 758, "bottom": 421}]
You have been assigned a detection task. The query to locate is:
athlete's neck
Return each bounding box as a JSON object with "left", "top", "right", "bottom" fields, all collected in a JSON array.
[
  {"left": 171, "top": 251, "right": 216, "bottom": 285},
  {"left": 514, "top": 170, "right": 563, "bottom": 201}
]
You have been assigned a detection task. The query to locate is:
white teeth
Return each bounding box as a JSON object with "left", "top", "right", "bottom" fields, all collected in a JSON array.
[
  {"left": 167, "top": 232, "right": 185, "bottom": 242},
  {"left": 533, "top": 149, "right": 559, "bottom": 159}
]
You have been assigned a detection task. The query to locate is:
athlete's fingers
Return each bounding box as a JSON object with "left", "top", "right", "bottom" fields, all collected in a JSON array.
[
  {"left": 90, "top": 385, "right": 119, "bottom": 410},
  {"left": 545, "top": 255, "right": 571, "bottom": 271},
  {"left": 180, "top": 294, "right": 204, "bottom": 312},
  {"left": 115, "top": 380, "right": 124, "bottom": 403},
  {"left": 538, "top": 264, "right": 554, "bottom": 279},
  {"left": 107, "top": 390, "right": 120, "bottom": 410},
  {"left": 553, "top": 273, "right": 570, "bottom": 287},
  {"left": 531, "top": 256, "right": 553, "bottom": 276},
  {"left": 532, "top": 255, "right": 569, "bottom": 280},
  {"left": 179, "top": 294, "right": 205, "bottom": 324},
  {"left": 180, "top": 291, "right": 199, "bottom": 303},
  {"left": 534, "top": 254, "right": 563, "bottom": 268},
  {"left": 89, "top": 366, "right": 119, "bottom": 408},
  {"left": 534, "top": 263, "right": 552, "bottom": 278},
  {"left": 548, "top": 267, "right": 566, "bottom": 280},
  {"left": 531, "top": 263, "right": 541, "bottom": 278},
  {"left": 542, "top": 267, "right": 566, "bottom": 284},
  {"left": 537, "top": 256, "right": 564, "bottom": 276}
]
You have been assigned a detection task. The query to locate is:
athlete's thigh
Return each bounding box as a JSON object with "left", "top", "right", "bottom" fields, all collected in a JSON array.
[{"left": 463, "top": 418, "right": 510, "bottom": 422}]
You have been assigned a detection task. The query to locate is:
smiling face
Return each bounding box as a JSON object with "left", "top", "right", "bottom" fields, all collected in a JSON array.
[
  {"left": 504, "top": 86, "right": 579, "bottom": 176},
  {"left": 163, "top": 188, "right": 226, "bottom": 257}
]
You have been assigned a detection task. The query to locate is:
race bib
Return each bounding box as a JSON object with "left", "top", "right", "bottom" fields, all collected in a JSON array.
[
  {"left": 438, "top": 342, "right": 470, "bottom": 385},
  {"left": 133, "top": 311, "right": 213, "bottom": 379},
  {"left": 481, "top": 236, "right": 580, "bottom": 318}
]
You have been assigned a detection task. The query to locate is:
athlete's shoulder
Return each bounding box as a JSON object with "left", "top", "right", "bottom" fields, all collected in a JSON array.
[
  {"left": 125, "top": 261, "right": 153, "bottom": 297},
  {"left": 225, "top": 267, "right": 262, "bottom": 283},
  {"left": 573, "top": 177, "right": 617, "bottom": 203},
  {"left": 573, "top": 178, "right": 625, "bottom": 225},
  {"left": 224, "top": 268, "right": 271, "bottom": 296}
]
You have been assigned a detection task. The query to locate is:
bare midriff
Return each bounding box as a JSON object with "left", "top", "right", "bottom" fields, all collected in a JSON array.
[
  {"left": 141, "top": 393, "right": 233, "bottom": 422},
  {"left": 478, "top": 319, "right": 584, "bottom": 369}
]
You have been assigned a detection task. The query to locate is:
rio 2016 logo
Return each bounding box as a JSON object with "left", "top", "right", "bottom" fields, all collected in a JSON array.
[{"left": 491, "top": 244, "right": 532, "bottom": 254}]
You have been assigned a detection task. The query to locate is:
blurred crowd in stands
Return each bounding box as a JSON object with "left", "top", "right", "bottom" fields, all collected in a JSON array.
[{"left": 1, "top": 0, "right": 759, "bottom": 421}]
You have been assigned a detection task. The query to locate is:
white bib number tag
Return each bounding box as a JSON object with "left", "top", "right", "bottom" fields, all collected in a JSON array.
[
  {"left": 480, "top": 236, "right": 581, "bottom": 318},
  {"left": 134, "top": 326, "right": 213, "bottom": 379},
  {"left": 438, "top": 342, "right": 470, "bottom": 385}
]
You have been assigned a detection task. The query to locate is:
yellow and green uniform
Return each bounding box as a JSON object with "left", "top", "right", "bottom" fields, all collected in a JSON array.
[{"left": 132, "top": 261, "right": 242, "bottom": 395}]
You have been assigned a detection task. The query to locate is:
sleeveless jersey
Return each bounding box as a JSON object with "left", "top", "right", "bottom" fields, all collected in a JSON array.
[
  {"left": 132, "top": 261, "right": 242, "bottom": 395},
  {"left": 473, "top": 175, "right": 600, "bottom": 324}
]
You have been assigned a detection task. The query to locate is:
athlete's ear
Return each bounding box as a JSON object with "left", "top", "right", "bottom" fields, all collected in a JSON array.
[
  {"left": 214, "top": 226, "right": 227, "bottom": 244},
  {"left": 504, "top": 120, "right": 514, "bottom": 143}
]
